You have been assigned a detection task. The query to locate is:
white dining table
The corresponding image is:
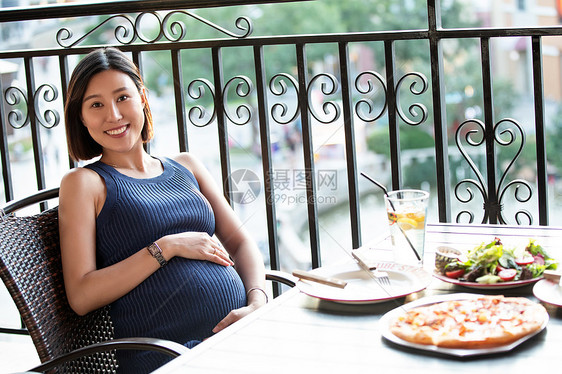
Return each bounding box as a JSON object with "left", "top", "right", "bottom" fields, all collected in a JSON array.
[{"left": 153, "top": 222, "right": 562, "bottom": 374}]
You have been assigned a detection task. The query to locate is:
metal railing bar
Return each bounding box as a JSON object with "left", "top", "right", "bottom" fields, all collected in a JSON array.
[
  {"left": 133, "top": 50, "right": 151, "bottom": 154},
  {"left": 338, "top": 41, "right": 362, "bottom": 249},
  {"left": 0, "top": 32, "right": 431, "bottom": 60},
  {"left": 428, "top": 0, "right": 441, "bottom": 31},
  {"left": 480, "top": 37, "right": 498, "bottom": 224},
  {"left": 3, "top": 25, "right": 562, "bottom": 62},
  {"left": 170, "top": 49, "right": 189, "bottom": 153},
  {"left": 212, "top": 46, "right": 233, "bottom": 205},
  {"left": 531, "top": 36, "right": 549, "bottom": 226},
  {"left": 428, "top": 0, "right": 451, "bottom": 223},
  {"left": 295, "top": 43, "right": 321, "bottom": 269},
  {"left": 57, "top": 55, "right": 77, "bottom": 170},
  {"left": 253, "top": 44, "right": 281, "bottom": 296},
  {"left": 384, "top": 40, "right": 401, "bottom": 191},
  {"left": 1, "top": 29, "right": 560, "bottom": 61},
  {"left": 0, "top": 76, "right": 14, "bottom": 202},
  {"left": 435, "top": 26, "right": 562, "bottom": 39},
  {"left": 24, "top": 57, "right": 48, "bottom": 211}
]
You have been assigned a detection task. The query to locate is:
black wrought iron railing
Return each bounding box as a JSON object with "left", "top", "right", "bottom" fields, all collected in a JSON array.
[{"left": 1, "top": 1, "right": 562, "bottom": 334}]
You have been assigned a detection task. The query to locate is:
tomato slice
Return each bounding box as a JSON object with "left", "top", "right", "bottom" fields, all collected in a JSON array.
[
  {"left": 445, "top": 269, "right": 465, "bottom": 279},
  {"left": 515, "top": 257, "right": 534, "bottom": 266},
  {"left": 498, "top": 268, "right": 517, "bottom": 281}
]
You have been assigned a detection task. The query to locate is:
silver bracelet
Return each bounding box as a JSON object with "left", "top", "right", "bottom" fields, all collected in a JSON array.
[{"left": 246, "top": 287, "right": 269, "bottom": 303}]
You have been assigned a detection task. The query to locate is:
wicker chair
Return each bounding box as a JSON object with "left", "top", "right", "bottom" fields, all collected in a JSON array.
[
  {"left": 0, "top": 188, "right": 188, "bottom": 373},
  {"left": 0, "top": 187, "right": 296, "bottom": 373}
]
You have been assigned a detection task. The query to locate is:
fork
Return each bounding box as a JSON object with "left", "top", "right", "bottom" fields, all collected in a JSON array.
[
  {"left": 373, "top": 270, "right": 390, "bottom": 286},
  {"left": 352, "top": 250, "right": 391, "bottom": 287}
]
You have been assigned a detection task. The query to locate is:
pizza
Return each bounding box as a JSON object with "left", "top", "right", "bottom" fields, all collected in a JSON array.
[{"left": 390, "top": 295, "right": 547, "bottom": 349}]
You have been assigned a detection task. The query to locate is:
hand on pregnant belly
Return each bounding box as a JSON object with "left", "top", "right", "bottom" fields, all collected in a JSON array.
[
  {"left": 211, "top": 303, "right": 259, "bottom": 333},
  {"left": 162, "top": 232, "right": 234, "bottom": 267}
]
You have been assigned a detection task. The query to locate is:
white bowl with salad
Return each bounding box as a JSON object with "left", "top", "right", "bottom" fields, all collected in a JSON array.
[{"left": 433, "top": 238, "right": 558, "bottom": 289}]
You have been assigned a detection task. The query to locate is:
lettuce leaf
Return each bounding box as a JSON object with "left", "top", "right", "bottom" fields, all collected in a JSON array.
[{"left": 467, "top": 241, "right": 503, "bottom": 267}]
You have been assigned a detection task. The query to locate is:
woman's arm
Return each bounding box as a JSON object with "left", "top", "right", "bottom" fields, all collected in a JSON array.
[
  {"left": 59, "top": 167, "right": 232, "bottom": 316},
  {"left": 59, "top": 168, "right": 162, "bottom": 315},
  {"left": 173, "top": 153, "right": 267, "bottom": 331}
]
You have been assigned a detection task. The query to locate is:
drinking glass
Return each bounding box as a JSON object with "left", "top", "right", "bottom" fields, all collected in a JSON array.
[{"left": 384, "top": 189, "right": 429, "bottom": 267}]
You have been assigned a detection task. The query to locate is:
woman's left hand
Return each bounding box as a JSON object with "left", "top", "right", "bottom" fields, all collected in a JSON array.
[
  {"left": 211, "top": 304, "right": 260, "bottom": 334},
  {"left": 212, "top": 287, "right": 268, "bottom": 333}
]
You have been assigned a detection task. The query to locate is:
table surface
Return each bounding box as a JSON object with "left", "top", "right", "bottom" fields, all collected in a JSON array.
[{"left": 153, "top": 223, "right": 562, "bottom": 374}]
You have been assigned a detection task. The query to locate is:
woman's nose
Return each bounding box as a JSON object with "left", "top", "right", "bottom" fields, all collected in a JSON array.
[{"left": 107, "top": 103, "right": 123, "bottom": 122}]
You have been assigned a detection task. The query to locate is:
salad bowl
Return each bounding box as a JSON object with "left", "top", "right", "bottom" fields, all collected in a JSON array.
[{"left": 433, "top": 237, "right": 557, "bottom": 289}]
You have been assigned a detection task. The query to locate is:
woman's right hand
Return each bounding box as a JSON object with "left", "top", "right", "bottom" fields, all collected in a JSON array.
[{"left": 160, "top": 232, "right": 234, "bottom": 267}]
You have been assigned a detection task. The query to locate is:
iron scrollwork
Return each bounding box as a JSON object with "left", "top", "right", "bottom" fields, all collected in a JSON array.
[
  {"left": 34, "top": 84, "right": 60, "bottom": 129},
  {"left": 57, "top": 14, "right": 137, "bottom": 48},
  {"left": 187, "top": 78, "right": 216, "bottom": 128},
  {"left": 186, "top": 76, "right": 254, "bottom": 127},
  {"left": 57, "top": 11, "right": 253, "bottom": 48},
  {"left": 269, "top": 73, "right": 300, "bottom": 125},
  {"left": 354, "top": 71, "right": 387, "bottom": 123},
  {"left": 454, "top": 118, "right": 533, "bottom": 224},
  {"left": 495, "top": 118, "right": 533, "bottom": 224},
  {"left": 162, "top": 11, "right": 253, "bottom": 41},
  {"left": 4, "top": 84, "right": 60, "bottom": 130},
  {"left": 223, "top": 76, "right": 254, "bottom": 126},
  {"left": 395, "top": 72, "right": 428, "bottom": 126},
  {"left": 4, "top": 86, "right": 29, "bottom": 129},
  {"left": 187, "top": 75, "right": 254, "bottom": 127},
  {"left": 307, "top": 73, "right": 340, "bottom": 124}
]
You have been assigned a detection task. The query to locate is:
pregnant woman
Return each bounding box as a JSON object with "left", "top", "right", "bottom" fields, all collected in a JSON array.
[{"left": 59, "top": 47, "right": 267, "bottom": 373}]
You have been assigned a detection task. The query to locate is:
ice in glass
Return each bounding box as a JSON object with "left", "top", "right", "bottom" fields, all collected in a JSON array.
[{"left": 384, "top": 190, "right": 429, "bottom": 267}]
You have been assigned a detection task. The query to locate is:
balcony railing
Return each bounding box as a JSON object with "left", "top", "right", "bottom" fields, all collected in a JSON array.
[{"left": 1, "top": 0, "right": 562, "bottom": 332}]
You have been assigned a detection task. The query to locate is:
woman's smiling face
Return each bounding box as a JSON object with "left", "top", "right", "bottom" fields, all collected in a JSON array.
[{"left": 80, "top": 69, "right": 146, "bottom": 155}]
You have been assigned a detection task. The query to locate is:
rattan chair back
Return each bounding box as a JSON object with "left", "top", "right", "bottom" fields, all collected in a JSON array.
[{"left": 0, "top": 201, "right": 118, "bottom": 373}]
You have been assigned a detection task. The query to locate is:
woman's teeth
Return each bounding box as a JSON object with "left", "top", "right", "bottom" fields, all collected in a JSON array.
[{"left": 106, "top": 126, "right": 127, "bottom": 135}]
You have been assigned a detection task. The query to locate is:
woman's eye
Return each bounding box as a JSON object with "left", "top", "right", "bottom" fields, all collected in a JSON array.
[
  {"left": 91, "top": 102, "right": 102, "bottom": 108},
  {"left": 117, "top": 95, "right": 129, "bottom": 102}
]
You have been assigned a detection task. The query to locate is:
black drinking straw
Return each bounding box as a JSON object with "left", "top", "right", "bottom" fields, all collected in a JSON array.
[{"left": 360, "top": 172, "right": 422, "bottom": 262}]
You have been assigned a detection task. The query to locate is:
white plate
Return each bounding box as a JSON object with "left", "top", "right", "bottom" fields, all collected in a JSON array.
[
  {"left": 533, "top": 279, "right": 562, "bottom": 307},
  {"left": 379, "top": 293, "right": 549, "bottom": 357},
  {"left": 296, "top": 262, "right": 432, "bottom": 304},
  {"left": 433, "top": 272, "right": 541, "bottom": 289}
]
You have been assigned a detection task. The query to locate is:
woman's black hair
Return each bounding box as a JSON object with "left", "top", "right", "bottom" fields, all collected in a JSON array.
[{"left": 64, "top": 47, "right": 153, "bottom": 161}]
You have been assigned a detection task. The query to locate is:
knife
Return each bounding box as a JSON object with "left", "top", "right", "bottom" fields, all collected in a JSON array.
[
  {"left": 292, "top": 269, "right": 348, "bottom": 289},
  {"left": 351, "top": 248, "right": 378, "bottom": 272}
]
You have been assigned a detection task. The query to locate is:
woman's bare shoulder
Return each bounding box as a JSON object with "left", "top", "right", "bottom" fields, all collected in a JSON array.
[
  {"left": 61, "top": 166, "right": 102, "bottom": 188},
  {"left": 170, "top": 153, "right": 201, "bottom": 173},
  {"left": 59, "top": 166, "right": 105, "bottom": 205}
]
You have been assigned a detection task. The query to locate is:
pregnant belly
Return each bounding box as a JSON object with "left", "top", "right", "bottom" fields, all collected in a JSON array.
[{"left": 111, "top": 259, "right": 247, "bottom": 342}]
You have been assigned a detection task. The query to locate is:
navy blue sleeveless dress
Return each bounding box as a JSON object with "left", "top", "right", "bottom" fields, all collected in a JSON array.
[{"left": 86, "top": 157, "right": 246, "bottom": 373}]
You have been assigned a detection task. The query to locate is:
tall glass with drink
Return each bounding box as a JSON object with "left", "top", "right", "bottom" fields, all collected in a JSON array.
[{"left": 384, "top": 189, "right": 429, "bottom": 267}]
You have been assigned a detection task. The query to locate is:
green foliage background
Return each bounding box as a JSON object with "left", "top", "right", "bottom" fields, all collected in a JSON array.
[{"left": 90, "top": 0, "right": 534, "bottom": 189}]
